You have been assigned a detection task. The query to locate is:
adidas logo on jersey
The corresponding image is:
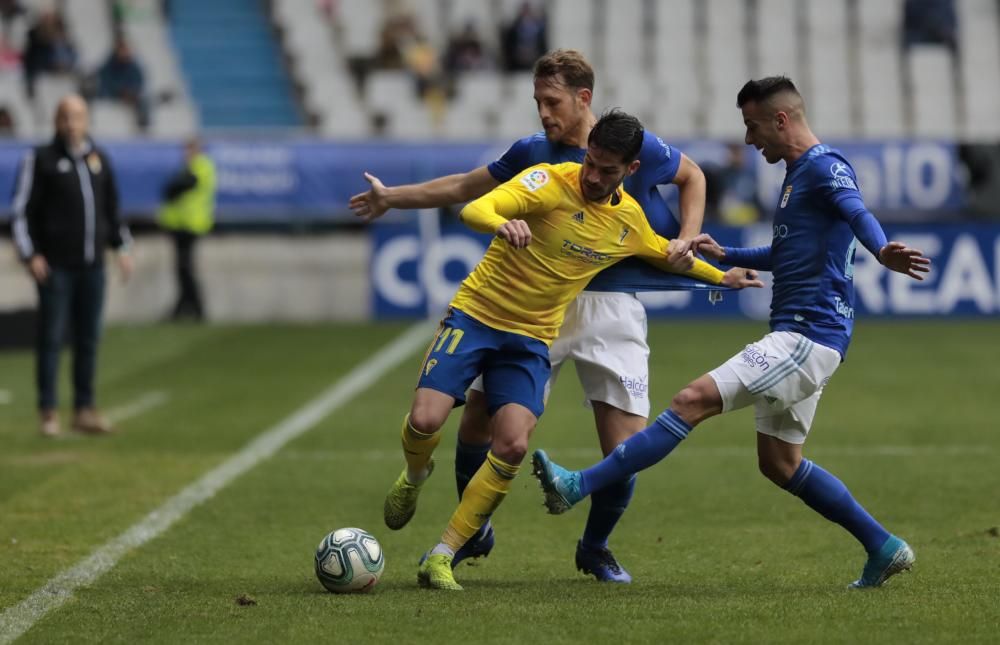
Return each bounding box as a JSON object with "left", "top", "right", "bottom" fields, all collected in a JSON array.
[{"left": 572, "top": 211, "right": 585, "bottom": 223}]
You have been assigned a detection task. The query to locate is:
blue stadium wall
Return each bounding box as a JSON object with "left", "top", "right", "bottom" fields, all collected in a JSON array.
[{"left": 2, "top": 140, "right": 996, "bottom": 320}]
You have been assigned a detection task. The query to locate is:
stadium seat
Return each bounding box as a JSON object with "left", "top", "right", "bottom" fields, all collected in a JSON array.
[
  {"left": 0, "top": 73, "right": 38, "bottom": 138},
  {"left": 805, "top": 0, "right": 854, "bottom": 137},
  {"left": 33, "top": 76, "right": 80, "bottom": 127},
  {"left": 340, "top": 0, "right": 382, "bottom": 58},
  {"left": 857, "top": 0, "right": 907, "bottom": 138},
  {"left": 601, "top": 0, "right": 644, "bottom": 80},
  {"left": 650, "top": 0, "right": 700, "bottom": 138},
  {"left": 366, "top": 71, "right": 423, "bottom": 116},
  {"left": 704, "top": 0, "right": 749, "bottom": 138},
  {"left": 445, "top": 0, "right": 497, "bottom": 51},
  {"left": 752, "top": 0, "right": 800, "bottom": 87},
  {"left": 549, "top": 0, "right": 596, "bottom": 57},
  {"left": 496, "top": 72, "right": 540, "bottom": 139},
  {"left": 91, "top": 100, "right": 140, "bottom": 139},
  {"left": 150, "top": 101, "right": 199, "bottom": 139},
  {"left": 956, "top": 0, "right": 1000, "bottom": 139},
  {"left": 907, "top": 45, "right": 958, "bottom": 138},
  {"left": 62, "top": 0, "right": 114, "bottom": 71},
  {"left": 120, "top": 0, "right": 200, "bottom": 137},
  {"left": 444, "top": 72, "right": 503, "bottom": 139}
]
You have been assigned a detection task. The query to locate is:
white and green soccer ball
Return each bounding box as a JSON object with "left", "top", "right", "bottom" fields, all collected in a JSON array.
[{"left": 315, "top": 527, "right": 385, "bottom": 593}]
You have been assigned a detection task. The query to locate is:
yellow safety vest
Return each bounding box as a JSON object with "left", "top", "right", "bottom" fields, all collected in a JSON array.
[{"left": 158, "top": 153, "right": 216, "bottom": 235}]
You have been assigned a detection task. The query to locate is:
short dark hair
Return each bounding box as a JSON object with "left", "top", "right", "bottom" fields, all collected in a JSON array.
[
  {"left": 736, "top": 76, "right": 800, "bottom": 108},
  {"left": 587, "top": 109, "right": 644, "bottom": 163},
  {"left": 533, "top": 49, "right": 595, "bottom": 92}
]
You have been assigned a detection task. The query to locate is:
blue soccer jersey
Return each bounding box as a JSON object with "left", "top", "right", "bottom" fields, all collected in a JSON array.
[
  {"left": 487, "top": 130, "right": 685, "bottom": 293},
  {"left": 722, "top": 145, "right": 889, "bottom": 359}
]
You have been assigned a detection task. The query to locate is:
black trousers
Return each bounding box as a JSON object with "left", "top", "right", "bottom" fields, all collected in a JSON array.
[
  {"left": 36, "top": 265, "right": 105, "bottom": 410},
  {"left": 171, "top": 231, "right": 204, "bottom": 320}
]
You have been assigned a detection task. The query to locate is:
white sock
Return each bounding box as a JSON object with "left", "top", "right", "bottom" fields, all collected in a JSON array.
[
  {"left": 406, "top": 465, "right": 431, "bottom": 485},
  {"left": 430, "top": 542, "right": 455, "bottom": 558}
]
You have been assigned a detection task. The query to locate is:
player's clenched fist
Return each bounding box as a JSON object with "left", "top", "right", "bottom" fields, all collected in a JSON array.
[{"left": 721, "top": 267, "right": 764, "bottom": 289}]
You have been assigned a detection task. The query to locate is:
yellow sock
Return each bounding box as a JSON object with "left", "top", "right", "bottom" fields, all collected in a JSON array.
[
  {"left": 401, "top": 414, "right": 441, "bottom": 483},
  {"left": 441, "top": 451, "right": 519, "bottom": 552}
]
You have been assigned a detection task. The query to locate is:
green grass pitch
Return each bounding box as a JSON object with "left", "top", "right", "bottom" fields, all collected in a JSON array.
[{"left": 0, "top": 320, "right": 997, "bottom": 643}]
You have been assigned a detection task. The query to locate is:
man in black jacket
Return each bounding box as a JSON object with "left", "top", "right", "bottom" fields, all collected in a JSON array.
[{"left": 11, "top": 94, "right": 133, "bottom": 437}]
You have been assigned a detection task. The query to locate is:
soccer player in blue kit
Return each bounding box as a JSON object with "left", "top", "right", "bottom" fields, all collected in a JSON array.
[
  {"left": 350, "top": 50, "right": 708, "bottom": 582},
  {"left": 532, "top": 77, "right": 931, "bottom": 588}
]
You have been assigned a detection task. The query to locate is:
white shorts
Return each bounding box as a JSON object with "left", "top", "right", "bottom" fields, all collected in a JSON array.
[
  {"left": 708, "top": 331, "right": 842, "bottom": 444},
  {"left": 469, "top": 291, "right": 651, "bottom": 417}
]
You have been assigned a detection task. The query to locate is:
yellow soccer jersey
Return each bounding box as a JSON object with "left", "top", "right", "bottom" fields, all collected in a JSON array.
[{"left": 453, "top": 162, "right": 724, "bottom": 343}]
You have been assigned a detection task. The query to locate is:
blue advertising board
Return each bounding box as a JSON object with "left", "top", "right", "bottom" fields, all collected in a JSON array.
[
  {"left": 0, "top": 140, "right": 963, "bottom": 221},
  {"left": 371, "top": 222, "right": 1000, "bottom": 319}
]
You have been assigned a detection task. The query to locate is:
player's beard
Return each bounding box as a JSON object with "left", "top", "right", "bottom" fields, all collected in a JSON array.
[
  {"left": 549, "top": 111, "right": 585, "bottom": 144},
  {"left": 582, "top": 180, "right": 617, "bottom": 203}
]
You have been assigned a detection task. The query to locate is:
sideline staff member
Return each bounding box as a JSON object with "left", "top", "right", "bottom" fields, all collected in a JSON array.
[{"left": 11, "top": 94, "right": 133, "bottom": 437}]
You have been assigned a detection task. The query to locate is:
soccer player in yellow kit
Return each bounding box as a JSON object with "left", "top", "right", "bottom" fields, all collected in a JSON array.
[{"left": 385, "top": 110, "right": 763, "bottom": 590}]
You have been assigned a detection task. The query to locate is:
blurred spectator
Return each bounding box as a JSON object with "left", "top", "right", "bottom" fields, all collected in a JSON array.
[
  {"left": 444, "top": 21, "right": 493, "bottom": 75},
  {"left": 903, "top": 0, "right": 958, "bottom": 52},
  {"left": 703, "top": 143, "right": 762, "bottom": 226},
  {"left": 0, "top": 105, "right": 14, "bottom": 135},
  {"left": 372, "top": 10, "right": 446, "bottom": 110},
  {"left": 0, "top": 37, "right": 18, "bottom": 70},
  {"left": 501, "top": 2, "right": 547, "bottom": 72},
  {"left": 373, "top": 13, "right": 416, "bottom": 70},
  {"left": 96, "top": 36, "right": 150, "bottom": 130},
  {"left": 0, "top": 0, "right": 24, "bottom": 40},
  {"left": 158, "top": 138, "right": 216, "bottom": 321},
  {"left": 958, "top": 143, "right": 1000, "bottom": 219},
  {"left": 10, "top": 94, "right": 133, "bottom": 437},
  {"left": 22, "top": 10, "right": 77, "bottom": 97}
]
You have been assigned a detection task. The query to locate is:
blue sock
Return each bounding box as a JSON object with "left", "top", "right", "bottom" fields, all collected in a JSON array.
[
  {"left": 582, "top": 475, "right": 636, "bottom": 549},
  {"left": 455, "top": 439, "right": 491, "bottom": 499},
  {"left": 784, "top": 459, "right": 891, "bottom": 553},
  {"left": 579, "top": 409, "right": 692, "bottom": 497}
]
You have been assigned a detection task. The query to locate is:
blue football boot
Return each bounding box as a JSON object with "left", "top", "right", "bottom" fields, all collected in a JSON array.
[
  {"left": 531, "top": 449, "right": 584, "bottom": 514},
  {"left": 451, "top": 522, "right": 495, "bottom": 568},
  {"left": 575, "top": 540, "right": 632, "bottom": 583},
  {"left": 849, "top": 535, "right": 915, "bottom": 588}
]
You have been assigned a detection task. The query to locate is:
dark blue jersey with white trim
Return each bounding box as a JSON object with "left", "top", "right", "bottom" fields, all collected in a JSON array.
[{"left": 723, "top": 145, "right": 888, "bottom": 359}]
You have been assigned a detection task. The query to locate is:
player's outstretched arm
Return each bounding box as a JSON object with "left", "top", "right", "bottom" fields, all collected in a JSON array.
[
  {"left": 692, "top": 233, "right": 773, "bottom": 271},
  {"left": 349, "top": 166, "right": 500, "bottom": 222},
  {"left": 878, "top": 242, "right": 931, "bottom": 280}
]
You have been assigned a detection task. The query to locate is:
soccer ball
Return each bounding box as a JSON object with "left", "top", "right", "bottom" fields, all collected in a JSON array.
[{"left": 314, "top": 527, "right": 385, "bottom": 593}]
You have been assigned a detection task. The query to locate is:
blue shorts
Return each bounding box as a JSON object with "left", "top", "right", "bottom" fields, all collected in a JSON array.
[{"left": 416, "top": 308, "right": 550, "bottom": 418}]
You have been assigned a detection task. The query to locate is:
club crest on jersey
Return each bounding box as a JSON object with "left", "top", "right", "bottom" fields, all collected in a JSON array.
[
  {"left": 780, "top": 185, "right": 793, "bottom": 208},
  {"left": 86, "top": 152, "right": 102, "bottom": 174},
  {"left": 572, "top": 211, "right": 585, "bottom": 224},
  {"left": 520, "top": 169, "right": 549, "bottom": 192}
]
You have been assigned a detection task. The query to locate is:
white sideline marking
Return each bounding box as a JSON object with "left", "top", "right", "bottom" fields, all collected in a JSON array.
[
  {"left": 0, "top": 390, "right": 11, "bottom": 405},
  {"left": 280, "top": 444, "right": 993, "bottom": 461},
  {"left": 0, "top": 322, "right": 433, "bottom": 645},
  {"left": 106, "top": 390, "right": 170, "bottom": 425}
]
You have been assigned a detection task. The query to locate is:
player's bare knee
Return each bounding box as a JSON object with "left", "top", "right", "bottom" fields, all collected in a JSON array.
[
  {"left": 490, "top": 411, "right": 536, "bottom": 464},
  {"left": 407, "top": 404, "right": 447, "bottom": 435},
  {"left": 490, "top": 433, "right": 530, "bottom": 464}
]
